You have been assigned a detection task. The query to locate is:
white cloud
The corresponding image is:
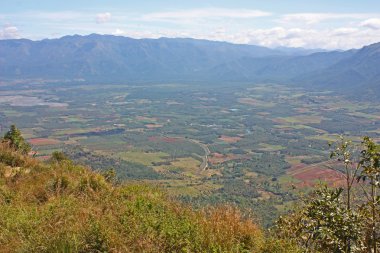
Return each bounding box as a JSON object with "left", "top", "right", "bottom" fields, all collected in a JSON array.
[
  {"left": 360, "top": 18, "right": 380, "bottom": 29},
  {"left": 110, "top": 25, "right": 380, "bottom": 50},
  {"left": 141, "top": 8, "right": 271, "bottom": 22},
  {"left": 236, "top": 27, "right": 380, "bottom": 49},
  {"left": 96, "top": 12, "right": 112, "bottom": 24},
  {"left": 113, "top": 28, "right": 124, "bottom": 36},
  {"left": 0, "top": 25, "right": 20, "bottom": 39},
  {"left": 281, "top": 13, "right": 375, "bottom": 25},
  {"left": 112, "top": 28, "right": 190, "bottom": 39},
  {"left": 240, "top": 27, "right": 317, "bottom": 47},
  {"left": 332, "top": 27, "right": 358, "bottom": 36},
  {"left": 1, "top": 9, "right": 379, "bottom": 49}
]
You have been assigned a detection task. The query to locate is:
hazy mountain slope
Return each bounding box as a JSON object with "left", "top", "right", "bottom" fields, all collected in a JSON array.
[
  {"left": 0, "top": 34, "right": 286, "bottom": 81},
  {"left": 274, "top": 46, "right": 328, "bottom": 56},
  {"left": 0, "top": 34, "right": 379, "bottom": 98},
  {"left": 296, "top": 43, "right": 380, "bottom": 94},
  {"left": 204, "top": 50, "right": 355, "bottom": 82},
  {"left": 2, "top": 34, "right": 345, "bottom": 83}
]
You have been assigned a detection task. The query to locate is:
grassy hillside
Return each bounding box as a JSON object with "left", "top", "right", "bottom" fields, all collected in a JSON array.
[{"left": 0, "top": 142, "right": 299, "bottom": 253}]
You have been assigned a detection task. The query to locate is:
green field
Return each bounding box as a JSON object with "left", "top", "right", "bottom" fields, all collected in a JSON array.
[
  {"left": 115, "top": 150, "right": 169, "bottom": 166},
  {"left": 1, "top": 82, "right": 379, "bottom": 226}
]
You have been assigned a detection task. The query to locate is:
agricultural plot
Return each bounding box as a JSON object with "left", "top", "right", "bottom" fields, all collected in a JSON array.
[
  {"left": 1, "top": 82, "right": 379, "bottom": 226},
  {"left": 115, "top": 151, "right": 169, "bottom": 166}
]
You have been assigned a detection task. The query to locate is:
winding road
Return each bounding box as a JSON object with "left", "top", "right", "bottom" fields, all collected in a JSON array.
[
  {"left": 163, "top": 135, "right": 210, "bottom": 171},
  {"left": 186, "top": 138, "right": 211, "bottom": 171}
]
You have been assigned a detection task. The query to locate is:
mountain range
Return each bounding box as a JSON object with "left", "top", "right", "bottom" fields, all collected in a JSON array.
[{"left": 0, "top": 34, "right": 379, "bottom": 98}]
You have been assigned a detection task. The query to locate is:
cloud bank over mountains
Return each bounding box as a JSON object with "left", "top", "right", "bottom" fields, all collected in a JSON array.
[{"left": 1, "top": 8, "right": 380, "bottom": 49}]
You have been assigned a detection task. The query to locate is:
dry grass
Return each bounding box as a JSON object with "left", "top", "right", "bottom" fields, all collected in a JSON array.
[
  {"left": 200, "top": 206, "right": 264, "bottom": 252},
  {"left": 0, "top": 143, "right": 301, "bottom": 252}
]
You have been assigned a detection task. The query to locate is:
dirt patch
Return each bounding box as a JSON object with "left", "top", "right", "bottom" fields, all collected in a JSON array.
[
  {"left": 145, "top": 124, "right": 163, "bottom": 129},
  {"left": 166, "top": 101, "right": 183, "bottom": 105},
  {"left": 288, "top": 162, "right": 345, "bottom": 187},
  {"left": 137, "top": 116, "right": 158, "bottom": 121},
  {"left": 29, "top": 138, "right": 61, "bottom": 146},
  {"left": 272, "top": 118, "right": 288, "bottom": 124},
  {"left": 296, "top": 108, "right": 310, "bottom": 113},
  {"left": 209, "top": 153, "right": 239, "bottom": 165},
  {"left": 238, "top": 98, "right": 260, "bottom": 105},
  {"left": 257, "top": 112, "right": 270, "bottom": 116},
  {"left": 219, "top": 135, "right": 242, "bottom": 143}
]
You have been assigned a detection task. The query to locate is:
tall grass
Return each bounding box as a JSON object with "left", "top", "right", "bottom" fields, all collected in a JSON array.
[{"left": 0, "top": 143, "right": 297, "bottom": 252}]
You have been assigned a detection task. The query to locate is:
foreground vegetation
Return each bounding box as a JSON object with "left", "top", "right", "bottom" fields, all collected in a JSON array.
[
  {"left": 1, "top": 126, "right": 379, "bottom": 252},
  {"left": 0, "top": 126, "right": 299, "bottom": 253},
  {"left": 275, "top": 136, "right": 380, "bottom": 252}
]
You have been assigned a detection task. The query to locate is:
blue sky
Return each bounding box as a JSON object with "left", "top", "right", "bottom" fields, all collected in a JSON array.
[{"left": 1, "top": 0, "right": 380, "bottom": 49}]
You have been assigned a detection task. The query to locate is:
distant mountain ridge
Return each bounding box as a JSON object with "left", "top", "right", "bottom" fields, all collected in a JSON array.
[
  {"left": 297, "top": 43, "right": 380, "bottom": 93},
  {"left": 0, "top": 34, "right": 379, "bottom": 97},
  {"left": 0, "top": 34, "right": 286, "bottom": 82}
]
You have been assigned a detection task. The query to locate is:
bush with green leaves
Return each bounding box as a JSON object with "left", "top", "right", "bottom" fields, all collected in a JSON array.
[
  {"left": 276, "top": 187, "right": 364, "bottom": 252},
  {"left": 276, "top": 136, "right": 380, "bottom": 253}
]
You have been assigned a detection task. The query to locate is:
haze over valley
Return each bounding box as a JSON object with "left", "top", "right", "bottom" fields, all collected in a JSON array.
[{"left": 1, "top": 35, "right": 380, "bottom": 98}]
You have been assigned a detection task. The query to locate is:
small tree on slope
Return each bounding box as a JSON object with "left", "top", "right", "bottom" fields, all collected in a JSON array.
[{"left": 2, "top": 124, "right": 31, "bottom": 154}]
